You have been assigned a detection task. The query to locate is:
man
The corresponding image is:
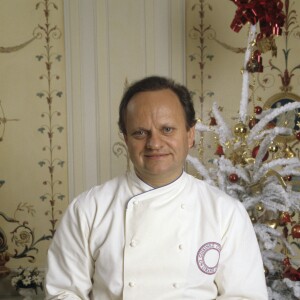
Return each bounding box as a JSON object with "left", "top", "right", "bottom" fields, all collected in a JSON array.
[{"left": 45, "top": 76, "right": 268, "bottom": 299}]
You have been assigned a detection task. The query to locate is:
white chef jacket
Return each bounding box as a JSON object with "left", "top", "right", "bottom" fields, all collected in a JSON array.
[{"left": 45, "top": 171, "right": 268, "bottom": 300}]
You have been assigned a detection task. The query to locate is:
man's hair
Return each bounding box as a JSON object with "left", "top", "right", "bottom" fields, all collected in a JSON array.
[{"left": 118, "top": 76, "right": 196, "bottom": 134}]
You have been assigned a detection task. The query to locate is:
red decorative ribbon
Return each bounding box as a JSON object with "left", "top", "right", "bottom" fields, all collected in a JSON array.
[{"left": 230, "top": 0, "right": 285, "bottom": 40}]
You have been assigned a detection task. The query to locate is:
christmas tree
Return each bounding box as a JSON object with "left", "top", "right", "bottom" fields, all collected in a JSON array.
[{"left": 187, "top": 1, "right": 300, "bottom": 299}]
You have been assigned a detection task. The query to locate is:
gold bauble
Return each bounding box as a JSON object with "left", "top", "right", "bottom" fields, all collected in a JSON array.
[
  {"left": 268, "top": 144, "right": 279, "bottom": 153},
  {"left": 234, "top": 122, "right": 248, "bottom": 137},
  {"left": 256, "top": 203, "right": 264, "bottom": 212},
  {"left": 256, "top": 36, "right": 277, "bottom": 56},
  {"left": 283, "top": 146, "right": 295, "bottom": 158},
  {"left": 264, "top": 219, "right": 278, "bottom": 229}
]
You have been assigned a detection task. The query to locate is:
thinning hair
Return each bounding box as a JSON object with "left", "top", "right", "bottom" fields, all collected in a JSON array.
[{"left": 118, "top": 76, "right": 196, "bottom": 134}]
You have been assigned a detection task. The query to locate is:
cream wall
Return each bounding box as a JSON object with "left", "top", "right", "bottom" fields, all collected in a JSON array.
[{"left": 64, "top": 0, "right": 186, "bottom": 200}]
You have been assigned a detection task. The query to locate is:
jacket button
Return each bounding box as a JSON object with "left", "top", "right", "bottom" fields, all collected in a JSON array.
[
  {"left": 130, "top": 240, "right": 137, "bottom": 247},
  {"left": 178, "top": 244, "right": 183, "bottom": 250},
  {"left": 181, "top": 203, "right": 185, "bottom": 209},
  {"left": 129, "top": 282, "right": 135, "bottom": 287},
  {"left": 172, "top": 283, "right": 179, "bottom": 288}
]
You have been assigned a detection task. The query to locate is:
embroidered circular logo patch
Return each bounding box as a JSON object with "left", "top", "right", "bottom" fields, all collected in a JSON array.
[{"left": 196, "top": 242, "right": 221, "bottom": 275}]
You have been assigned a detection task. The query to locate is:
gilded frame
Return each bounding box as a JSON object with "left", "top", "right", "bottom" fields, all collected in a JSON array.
[{"left": 263, "top": 92, "right": 300, "bottom": 143}]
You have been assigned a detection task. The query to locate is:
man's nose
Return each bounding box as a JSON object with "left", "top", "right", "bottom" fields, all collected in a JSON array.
[{"left": 146, "top": 132, "right": 162, "bottom": 149}]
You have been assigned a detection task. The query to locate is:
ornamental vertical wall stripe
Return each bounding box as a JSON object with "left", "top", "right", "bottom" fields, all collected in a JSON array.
[{"left": 0, "top": 0, "right": 68, "bottom": 271}]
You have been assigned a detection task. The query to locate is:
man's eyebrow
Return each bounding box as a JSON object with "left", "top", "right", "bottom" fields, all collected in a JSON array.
[{"left": 130, "top": 127, "right": 150, "bottom": 133}]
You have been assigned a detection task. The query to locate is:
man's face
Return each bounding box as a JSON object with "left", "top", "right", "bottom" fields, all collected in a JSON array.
[{"left": 124, "top": 89, "right": 195, "bottom": 187}]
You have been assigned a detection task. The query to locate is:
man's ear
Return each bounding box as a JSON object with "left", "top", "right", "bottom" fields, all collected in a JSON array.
[
  {"left": 188, "top": 125, "right": 196, "bottom": 149},
  {"left": 123, "top": 133, "right": 128, "bottom": 144}
]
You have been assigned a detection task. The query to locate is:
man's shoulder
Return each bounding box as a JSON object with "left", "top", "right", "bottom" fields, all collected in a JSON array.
[
  {"left": 187, "top": 173, "right": 239, "bottom": 206},
  {"left": 72, "top": 174, "right": 128, "bottom": 207},
  {"left": 94, "top": 174, "right": 127, "bottom": 193},
  {"left": 186, "top": 174, "right": 248, "bottom": 221}
]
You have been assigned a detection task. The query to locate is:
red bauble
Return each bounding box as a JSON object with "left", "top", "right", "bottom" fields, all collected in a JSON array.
[
  {"left": 283, "top": 269, "right": 300, "bottom": 281},
  {"left": 283, "top": 226, "right": 289, "bottom": 239},
  {"left": 252, "top": 146, "right": 259, "bottom": 157},
  {"left": 296, "top": 131, "right": 300, "bottom": 141},
  {"left": 283, "top": 257, "right": 291, "bottom": 266},
  {"left": 215, "top": 145, "right": 224, "bottom": 156},
  {"left": 246, "top": 50, "right": 263, "bottom": 73},
  {"left": 283, "top": 257, "right": 300, "bottom": 281},
  {"left": 266, "top": 121, "right": 276, "bottom": 129},
  {"left": 252, "top": 145, "right": 269, "bottom": 161},
  {"left": 248, "top": 118, "right": 258, "bottom": 129},
  {"left": 279, "top": 212, "right": 292, "bottom": 226},
  {"left": 228, "top": 173, "right": 239, "bottom": 183},
  {"left": 254, "top": 106, "right": 262, "bottom": 114},
  {"left": 291, "top": 224, "right": 300, "bottom": 239},
  {"left": 284, "top": 175, "right": 292, "bottom": 182},
  {"left": 210, "top": 117, "right": 217, "bottom": 126}
]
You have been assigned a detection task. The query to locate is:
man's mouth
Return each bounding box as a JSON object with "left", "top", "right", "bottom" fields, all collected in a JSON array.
[{"left": 144, "top": 153, "right": 169, "bottom": 159}]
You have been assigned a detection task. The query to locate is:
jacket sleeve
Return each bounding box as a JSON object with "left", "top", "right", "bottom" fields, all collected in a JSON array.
[
  {"left": 215, "top": 200, "right": 269, "bottom": 300},
  {"left": 45, "top": 194, "right": 94, "bottom": 300}
]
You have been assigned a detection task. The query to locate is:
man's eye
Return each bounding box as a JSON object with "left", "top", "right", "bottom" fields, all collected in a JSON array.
[
  {"left": 132, "top": 130, "right": 146, "bottom": 137},
  {"left": 163, "top": 127, "right": 173, "bottom": 133}
]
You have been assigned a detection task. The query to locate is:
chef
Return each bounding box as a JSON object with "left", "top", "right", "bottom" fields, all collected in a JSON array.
[{"left": 45, "top": 76, "right": 268, "bottom": 299}]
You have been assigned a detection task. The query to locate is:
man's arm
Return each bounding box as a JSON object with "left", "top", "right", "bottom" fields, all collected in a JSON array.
[
  {"left": 45, "top": 197, "right": 94, "bottom": 300},
  {"left": 215, "top": 201, "right": 268, "bottom": 300}
]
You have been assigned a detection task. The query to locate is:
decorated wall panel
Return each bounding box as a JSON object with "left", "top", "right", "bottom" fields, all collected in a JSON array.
[{"left": 0, "top": 0, "right": 68, "bottom": 277}]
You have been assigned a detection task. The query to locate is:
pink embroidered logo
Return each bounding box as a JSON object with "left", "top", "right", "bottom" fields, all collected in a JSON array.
[{"left": 196, "top": 242, "right": 221, "bottom": 275}]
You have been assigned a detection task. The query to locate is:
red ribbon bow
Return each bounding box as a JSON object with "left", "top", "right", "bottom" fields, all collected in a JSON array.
[{"left": 230, "top": 0, "right": 285, "bottom": 40}]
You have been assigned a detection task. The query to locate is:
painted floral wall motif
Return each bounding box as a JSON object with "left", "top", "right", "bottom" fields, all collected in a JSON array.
[{"left": 0, "top": 0, "right": 68, "bottom": 274}]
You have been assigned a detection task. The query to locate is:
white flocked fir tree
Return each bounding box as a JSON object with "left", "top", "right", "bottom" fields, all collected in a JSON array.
[{"left": 187, "top": 23, "right": 300, "bottom": 299}]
